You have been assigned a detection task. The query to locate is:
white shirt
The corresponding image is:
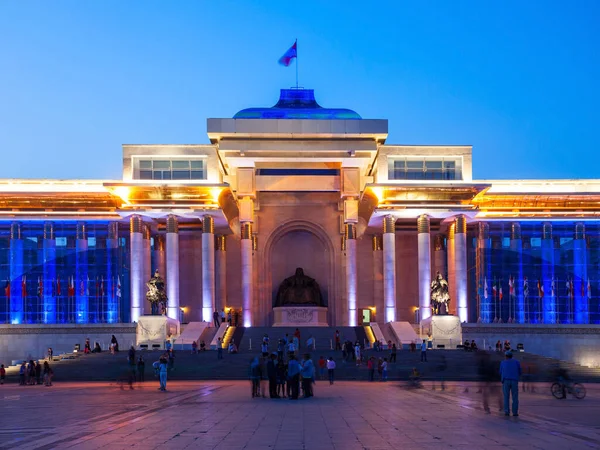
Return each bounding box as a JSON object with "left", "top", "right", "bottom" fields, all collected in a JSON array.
[
  {"left": 327, "top": 360, "right": 336, "bottom": 369},
  {"left": 382, "top": 361, "right": 388, "bottom": 371}
]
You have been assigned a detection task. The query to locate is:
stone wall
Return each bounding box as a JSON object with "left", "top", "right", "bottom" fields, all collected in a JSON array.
[
  {"left": 462, "top": 324, "right": 600, "bottom": 368},
  {"left": 0, "top": 324, "right": 136, "bottom": 364}
]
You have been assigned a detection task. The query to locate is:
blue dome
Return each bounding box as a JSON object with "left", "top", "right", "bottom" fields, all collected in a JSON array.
[{"left": 234, "top": 89, "right": 361, "bottom": 120}]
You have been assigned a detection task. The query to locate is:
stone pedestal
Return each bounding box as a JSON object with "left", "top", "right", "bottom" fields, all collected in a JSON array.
[
  {"left": 273, "top": 306, "right": 328, "bottom": 327},
  {"left": 136, "top": 315, "right": 180, "bottom": 349},
  {"left": 421, "top": 315, "right": 462, "bottom": 348}
]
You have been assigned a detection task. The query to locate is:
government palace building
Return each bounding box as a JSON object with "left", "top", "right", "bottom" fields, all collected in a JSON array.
[{"left": 1, "top": 88, "right": 600, "bottom": 334}]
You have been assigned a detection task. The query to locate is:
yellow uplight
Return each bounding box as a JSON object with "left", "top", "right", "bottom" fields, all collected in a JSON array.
[
  {"left": 210, "top": 187, "right": 223, "bottom": 203},
  {"left": 370, "top": 187, "right": 385, "bottom": 202},
  {"left": 113, "top": 186, "right": 131, "bottom": 203}
]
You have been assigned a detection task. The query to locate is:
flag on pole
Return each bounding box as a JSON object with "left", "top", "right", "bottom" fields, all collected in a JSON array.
[
  {"left": 116, "top": 276, "right": 122, "bottom": 298},
  {"left": 37, "top": 276, "right": 43, "bottom": 298},
  {"left": 581, "top": 279, "right": 585, "bottom": 298},
  {"left": 492, "top": 278, "right": 497, "bottom": 299},
  {"left": 551, "top": 277, "right": 556, "bottom": 297},
  {"left": 508, "top": 275, "right": 515, "bottom": 297},
  {"left": 278, "top": 40, "right": 297, "bottom": 67},
  {"left": 569, "top": 278, "right": 574, "bottom": 299},
  {"left": 56, "top": 276, "right": 61, "bottom": 296},
  {"left": 587, "top": 278, "right": 592, "bottom": 299},
  {"left": 499, "top": 284, "right": 503, "bottom": 302},
  {"left": 95, "top": 276, "right": 99, "bottom": 299},
  {"left": 4, "top": 281, "right": 9, "bottom": 297},
  {"left": 100, "top": 276, "right": 104, "bottom": 297},
  {"left": 80, "top": 278, "right": 84, "bottom": 296},
  {"left": 86, "top": 275, "right": 90, "bottom": 296},
  {"left": 483, "top": 277, "right": 488, "bottom": 299},
  {"left": 537, "top": 279, "right": 544, "bottom": 299},
  {"left": 523, "top": 277, "right": 529, "bottom": 298},
  {"left": 21, "top": 276, "right": 27, "bottom": 298},
  {"left": 68, "top": 275, "right": 75, "bottom": 298}
]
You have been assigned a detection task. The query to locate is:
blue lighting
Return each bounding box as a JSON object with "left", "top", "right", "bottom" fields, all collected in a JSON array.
[{"left": 233, "top": 89, "right": 362, "bottom": 120}]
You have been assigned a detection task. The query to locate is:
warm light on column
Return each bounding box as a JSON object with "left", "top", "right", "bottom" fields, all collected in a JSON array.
[
  {"left": 346, "top": 223, "right": 358, "bottom": 326},
  {"left": 455, "top": 215, "right": 468, "bottom": 322},
  {"left": 241, "top": 222, "right": 253, "bottom": 327},
  {"left": 383, "top": 215, "right": 396, "bottom": 323},
  {"left": 202, "top": 215, "right": 216, "bottom": 323},
  {"left": 418, "top": 215, "right": 432, "bottom": 322},
  {"left": 130, "top": 215, "right": 143, "bottom": 322},
  {"left": 166, "top": 215, "right": 180, "bottom": 321}
]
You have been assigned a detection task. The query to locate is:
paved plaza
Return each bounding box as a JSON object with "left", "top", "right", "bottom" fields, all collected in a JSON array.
[{"left": 0, "top": 381, "right": 599, "bottom": 450}]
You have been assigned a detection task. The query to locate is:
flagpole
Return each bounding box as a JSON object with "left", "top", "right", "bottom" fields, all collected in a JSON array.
[{"left": 295, "top": 39, "right": 298, "bottom": 89}]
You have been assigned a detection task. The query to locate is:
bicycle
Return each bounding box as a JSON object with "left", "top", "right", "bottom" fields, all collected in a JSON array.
[{"left": 551, "top": 381, "right": 586, "bottom": 400}]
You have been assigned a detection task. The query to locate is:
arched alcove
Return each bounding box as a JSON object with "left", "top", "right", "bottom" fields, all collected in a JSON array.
[{"left": 263, "top": 220, "right": 336, "bottom": 325}]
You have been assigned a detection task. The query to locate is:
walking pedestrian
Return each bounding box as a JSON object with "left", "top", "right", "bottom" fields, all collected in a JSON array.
[
  {"left": 158, "top": 355, "right": 168, "bottom": 391},
  {"left": 267, "top": 354, "right": 278, "bottom": 398},
  {"left": 287, "top": 355, "right": 301, "bottom": 399},
  {"left": 500, "top": 351, "right": 522, "bottom": 416},
  {"left": 327, "top": 357, "right": 336, "bottom": 385},
  {"left": 420, "top": 339, "right": 428, "bottom": 362},
  {"left": 301, "top": 354, "right": 315, "bottom": 398},
  {"left": 213, "top": 310, "right": 220, "bottom": 328}
]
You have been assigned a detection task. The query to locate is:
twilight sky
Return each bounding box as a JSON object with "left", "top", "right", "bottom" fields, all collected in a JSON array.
[{"left": 0, "top": 1, "right": 599, "bottom": 180}]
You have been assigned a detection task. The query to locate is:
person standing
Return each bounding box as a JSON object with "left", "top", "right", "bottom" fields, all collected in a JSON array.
[
  {"left": 300, "top": 354, "right": 315, "bottom": 398},
  {"left": 276, "top": 359, "right": 287, "bottom": 398},
  {"left": 220, "top": 308, "right": 226, "bottom": 324},
  {"left": 500, "top": 351, "right": 522, "bottom": 417},
  {"left": 368, "top": 357, "right": 375, "bottom": 382},
  {"left": 287, "top": 355, "right": 301, "bottom": 400},
  {"left": 217, "top": 337, "right": 223, "bottom": 360},
  {"left": 213, "top": 310, "right": 220, "bottom": 328},
  {"left": 0, "top": 364, "right": 5, "bottom": 385},
  {"left": 137, "top": 355, "right": 145, "bottom": 382},
  {"left": 317, "top": 356, "right": 326, "bottom": 380},
  {"left": 192, "top": 340, "right": 198, "bottom": 354},
  {"left": 334, "top": 330, "right": 341, "bottom": 350},
  {"left": 267, "top": 354, "right": 278, "bottom": 398},
  {"left": 227, "top": 309, "right": 232, "bottom": 325},
  {"left": 43, "top": 361, "right": 53, "bottom": 386},
  {"left": 381, "top": 358, "right": 389, "bottom": 381},
  {"left": 35, "top": 361, "right": 42, "bottom": 385},
  {"left": 19, "top": 362, "right": 26, "bottom": 385},
  {"left": 327, "top": 357, "right": 336, "bottom": 385},
  {"left": 390, "top": 344, "right": 397, "bottom": 363},
  {"left": 158, "top": 355, "right": 168, "bottom": 391},
  {"left": 420, "top": 339, "right": 428, "bottom": 362}
]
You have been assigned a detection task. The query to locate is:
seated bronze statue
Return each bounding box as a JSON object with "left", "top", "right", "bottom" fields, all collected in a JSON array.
[{"left": 275, "top": 267, "right": 324, "bottom": 307}]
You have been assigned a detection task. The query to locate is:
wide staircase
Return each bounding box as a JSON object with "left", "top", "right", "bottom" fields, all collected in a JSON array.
[{"left": 8, "top": 333, "right": 600, "bottom": 383}]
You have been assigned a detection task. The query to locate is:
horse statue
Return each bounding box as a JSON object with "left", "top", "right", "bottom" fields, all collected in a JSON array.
[
  {"left": 146, "top": 270, "right": 168, "bottom": 315},
  {"left": 431, "top": 271, "right": 451, "bottom": 315}
]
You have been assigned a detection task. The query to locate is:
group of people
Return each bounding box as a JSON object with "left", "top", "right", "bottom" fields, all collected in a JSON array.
[
  {"left": 212, "top": 308, "right": 241, "bottom": 328},
  {"left": 249, "top": 331, "right": 338, "bottom": 400},
  {"left": 496, "top": 340, "right": 512, "bottom": 352},
  {"left": 18, "top": 360, "right": 53, "bottom": 386}
]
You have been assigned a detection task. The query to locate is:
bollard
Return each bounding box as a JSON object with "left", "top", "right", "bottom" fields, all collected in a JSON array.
[
  {"left": 330, "top": 339, "right": 333, "bottom": 350},
  {"left": 313, "top": 339, "right": 316, "bottom": 351},
  {"left": 249, "top": 338, "right": 252, "bottom": 351}
]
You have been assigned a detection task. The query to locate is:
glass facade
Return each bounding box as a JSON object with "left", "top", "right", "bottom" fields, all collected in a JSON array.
[
  {"left": 136, "top": 159, "right": 206, "bottom": 181},
  {"left": 0, "top": 222, "right": 130, "bottom": 324},
  {"left": 468, "top": 221, "right": 600, "bottom": 325},
  {"left": 388, "top": 157, "right": 462, "bottom": 180}
]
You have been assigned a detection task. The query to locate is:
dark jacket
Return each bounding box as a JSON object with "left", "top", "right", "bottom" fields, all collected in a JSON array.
[{"left": 267, "top": 360, "right": 277, "bottom": 378}]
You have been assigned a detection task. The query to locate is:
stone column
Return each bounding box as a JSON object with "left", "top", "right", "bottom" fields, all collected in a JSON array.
[
  {"left": 153, "top": 235, "right": 166, "bottom": 278},
  {"left": 42, "top": 222, "right": 56, "bottom": 324},
  {"left": 510, "top": 223, "right": 524, "bottom": 324},
  {"left": 418, "top": 215, "right": 432, "bottom": 321},
  {"left": 130, "top": 215, "right": 144, "bottom": 322},
  {"left": 476, "top": 222, "right": 491, "bottom": 323},
  {"left": 372, "top": 235, "right": 383, "bottom": 324},
  {"left": 215, "top": 235, "right": 227, "bottom": 313},
  {"left": 383, "top": 215, "right": 396, "bottom": 323},
  {"left": 541, "top": 223, "right": 555, "bottom": 323},
  {"left": 433, "top": 234, "right": 447, "bottom": 280},
  {"left": 143, "top": 224, "right": 151, "bottom": 282},
  {"left": 340, "top": 236, "right": 347, "bottom": 327},
  {"left": 106, "top": 222, "right": 119, "bottom": 323},
  {"left": 573, "top": 223, "right": 588, "bottom": 324},
  {"left": 166, "top": 215, "right": 180, "bottom": 321},
  {"left": 75, "top": 222, "right": 88, "bottom": 324},
  {"left": 455, "top": 215, "right": 468, "bottom": 322},
  {"left": 345, "top": 223, "right": 357, "bottom": 326},
  {"left": 241, "top": 222, "right": 253, "bottom": 327},
  {"left": 9, "top": 222, "right": 24, "bottom": 324},
  {"left": 202, "top": 215, "right": 215, "bottom": 323}
]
